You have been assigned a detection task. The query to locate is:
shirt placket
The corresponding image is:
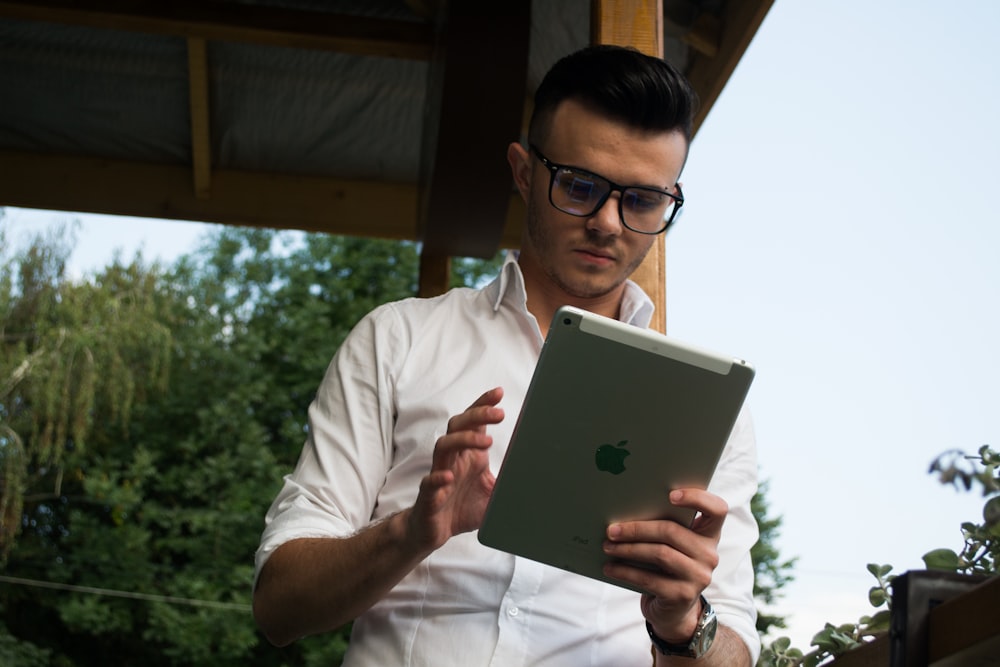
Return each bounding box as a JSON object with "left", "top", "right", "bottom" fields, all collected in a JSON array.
[{"left": 489, "top": 556, "right": 545, "bottom": 667}]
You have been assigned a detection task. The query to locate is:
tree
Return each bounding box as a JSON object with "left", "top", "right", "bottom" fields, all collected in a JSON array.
[
  {"left": 1, "top": 220, "right": 171, "bottom": 564},
  {"left": 1, "top": 222, "right": 177, "bottom": 664},
  {"left": 1, "top": 225, "right": 502, "bottom": 666},
  {"left": 752, "top": 478, "right": 796, "bottom": 637}
]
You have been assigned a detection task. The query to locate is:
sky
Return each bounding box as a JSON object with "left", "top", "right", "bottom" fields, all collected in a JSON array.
[
  {"left": 3, "top": 0, "right": 999, "bottom": 653},
  {"left": 666, "top": 0, "right": 1000, "bottom": 649}
]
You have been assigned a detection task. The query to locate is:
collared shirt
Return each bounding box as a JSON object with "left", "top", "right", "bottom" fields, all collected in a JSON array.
[{"left": 255, "top": 252, "right": 761, "bottom": 665}]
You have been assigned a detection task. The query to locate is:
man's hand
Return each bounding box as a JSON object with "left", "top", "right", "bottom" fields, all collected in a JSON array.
[
  {"left": 407, "top": 387, "right": 505, "bottom": 552},
  {"left": 602, "top": 488, "right": 728, "bottom": 643}
]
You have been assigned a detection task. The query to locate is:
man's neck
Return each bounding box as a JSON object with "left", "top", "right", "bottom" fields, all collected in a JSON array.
[{"left": 519, "top": 268, "right": 623, "bottom": 339}]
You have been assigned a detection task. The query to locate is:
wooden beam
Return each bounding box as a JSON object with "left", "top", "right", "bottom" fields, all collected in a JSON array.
[
  {"left": 822, "top": 636, "right": 888, "bottom": 667},
  {"left": 888, "top": 570, "right": 991, "bottom": 667},
  {"left": 928, "top": 575, "right": 1000, "bottom": 666},
  {"left": 186, "top": 37, "right": 212, "bottom": 200},
  {"left": 0, "top": 0, "right": 434, "bottom": 60},
  {"left": 501, "top": 194, "right": 526, "bottom": 249},
  {"left": 685, "top": 0, "right": 773, "bottom": 134},
  {"left": 591, "top": 0, "right": 667, "bottom": 334},
  {"left": 0, "top": 150, "right": 419, "bottom": 240},
  {"left": 418, "top": 252, "right": 451, "bottom": 298},
  {"left": 683, "top": 12, "right": 721, "bottom": 58},
  {"left": 416, "top": 0, "right": 530, "bottom": 295}
]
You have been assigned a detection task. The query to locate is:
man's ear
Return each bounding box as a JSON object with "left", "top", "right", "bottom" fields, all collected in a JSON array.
[{"left": 507, "top": 142, "right": 532, "bottom": 202}]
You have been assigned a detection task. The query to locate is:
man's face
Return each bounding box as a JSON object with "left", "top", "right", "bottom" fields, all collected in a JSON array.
[{"left": 510, "top": 99, "right": 688, "bottom": 303}]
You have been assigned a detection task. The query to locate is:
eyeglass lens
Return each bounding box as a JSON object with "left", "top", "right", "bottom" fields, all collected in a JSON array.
[{"left": 550, "top": 168, "right": 677, "bottom": 233}]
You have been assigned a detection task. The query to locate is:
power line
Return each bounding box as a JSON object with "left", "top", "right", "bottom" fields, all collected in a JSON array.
[{"left": 0, "top": 575, "right": 251, "bottom": 612}]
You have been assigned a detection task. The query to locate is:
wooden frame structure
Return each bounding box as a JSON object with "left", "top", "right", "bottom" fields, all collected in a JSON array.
[{"left": 0, "top": 0, "right": 773, "bottom": 331}]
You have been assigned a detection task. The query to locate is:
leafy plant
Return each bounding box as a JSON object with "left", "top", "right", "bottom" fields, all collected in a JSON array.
[
  {"left": 758, "top": 445, "right": 998, "bottom": 666},
  {"left": 758, "top": 562, "right": 894, "bottom": 667},
  {"left": 924, "top": 445, "right": 1000, "bottom": 575}
]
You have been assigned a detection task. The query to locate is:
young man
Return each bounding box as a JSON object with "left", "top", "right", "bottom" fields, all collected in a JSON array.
[{"left": 253, "top": 45, "right": 760, "bottom": 666}]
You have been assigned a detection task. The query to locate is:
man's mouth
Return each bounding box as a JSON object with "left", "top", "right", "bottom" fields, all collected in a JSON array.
[{"left": 574, "top": 247, "right": 617, "bottom": 265}]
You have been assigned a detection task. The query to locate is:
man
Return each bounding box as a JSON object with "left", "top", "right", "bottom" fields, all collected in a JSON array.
[{"left": 253, "top": 45, "right": 759, "bottom": 666}]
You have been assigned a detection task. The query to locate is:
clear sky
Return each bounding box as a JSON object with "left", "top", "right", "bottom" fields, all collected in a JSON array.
[
  {"left": 668, "top": 0, "right": 1000, "bottom": 648},
  {"left": 4, "top": 0, "right": 999, "bottom": 652}
]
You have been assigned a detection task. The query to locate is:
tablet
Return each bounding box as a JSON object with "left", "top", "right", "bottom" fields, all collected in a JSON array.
[{"left": 477, "top": 305, "right": 755, "bottom": 592}]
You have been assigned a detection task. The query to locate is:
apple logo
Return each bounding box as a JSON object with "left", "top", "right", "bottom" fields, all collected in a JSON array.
[{"left": 594, "top": 440, "right": 630, "bottom": 475}]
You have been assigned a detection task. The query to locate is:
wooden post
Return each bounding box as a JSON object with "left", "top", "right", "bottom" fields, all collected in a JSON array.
[
  {"left": 418, "top": 251, "right": 451, "bottom": 298},
  {"left": 591, "top": 0, "right": 667, "bottom": 334}
]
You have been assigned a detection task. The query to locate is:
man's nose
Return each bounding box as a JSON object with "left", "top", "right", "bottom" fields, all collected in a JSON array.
[{"left": 585, "top": 195, "right": 623, "bottom": 236}]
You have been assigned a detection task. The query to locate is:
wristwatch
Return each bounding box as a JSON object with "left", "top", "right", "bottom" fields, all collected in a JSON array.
[{"left": 647, "top": 595, "right": 718, "bottom": 659}]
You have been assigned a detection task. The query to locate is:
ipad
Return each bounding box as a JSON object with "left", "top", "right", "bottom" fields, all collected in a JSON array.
[{"left": 477, "top": 305, "right": 755, "bottom": 593}]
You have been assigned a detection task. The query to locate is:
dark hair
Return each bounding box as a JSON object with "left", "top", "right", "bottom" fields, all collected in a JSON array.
[{"left": 527, "top": 45, "right": 698, "bottom": 146}]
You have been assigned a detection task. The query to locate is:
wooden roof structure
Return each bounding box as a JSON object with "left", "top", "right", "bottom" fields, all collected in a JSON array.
[{"left": 0, "top": 0, "right": 773, "bottom": 331}]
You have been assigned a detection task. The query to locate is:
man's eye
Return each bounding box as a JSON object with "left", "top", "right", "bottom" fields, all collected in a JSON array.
[
  {"left": 564, "top": 175, "right": 598, "bottom": 203},
  {"left": 623, "top": 190, "right": 666, "bottom": 212}
]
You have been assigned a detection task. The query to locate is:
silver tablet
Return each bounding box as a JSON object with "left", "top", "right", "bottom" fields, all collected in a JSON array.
[{"left": 477, "top": 305, "right": 755, "bottom": 592}]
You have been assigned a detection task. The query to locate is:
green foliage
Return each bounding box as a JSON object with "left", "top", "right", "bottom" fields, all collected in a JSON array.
[
  {"left": 0, "top": 624, "right": 51, "bottom": 667},
  {"left": 752, "top": 478, "right": 797, "bottom": 635},
  {"left": 759, "top": 562, "right": 895, "bottom": 667},
  {"left": 758, "top": 445, "right": 998, "bottom": 666},
  {"left": 1, "top": 222, "right": 171, "bottom": 563},
  {"left": 924, "top": 445, "right": 1000, "bottom": 575},
  {"left": 0, "top": 224, "right": 502, "bottom": 666}
]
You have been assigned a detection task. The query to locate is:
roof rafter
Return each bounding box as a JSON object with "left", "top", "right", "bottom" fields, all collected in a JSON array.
[
  {"left": 186, "top": 37, "right": 211, "bottom": 200},
  {"left": 0, "top": 150, "right": 421, "bottom": 239},
  {"left": 0, "top": 0, "right": 434, "bottom": 60}
]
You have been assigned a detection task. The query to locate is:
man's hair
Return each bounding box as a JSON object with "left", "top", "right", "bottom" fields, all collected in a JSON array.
[{"left": 527, "top": 45, "right": 698, "bottom": 147}]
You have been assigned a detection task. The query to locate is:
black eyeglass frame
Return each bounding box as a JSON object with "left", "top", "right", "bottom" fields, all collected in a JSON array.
[{"left": 530, "top": 144, "right": 684, "bottom": 235}]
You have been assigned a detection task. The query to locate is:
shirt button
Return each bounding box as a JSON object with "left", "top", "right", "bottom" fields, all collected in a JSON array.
[{"left": 507, "top": 606, "right": 520, "bottom": 617}]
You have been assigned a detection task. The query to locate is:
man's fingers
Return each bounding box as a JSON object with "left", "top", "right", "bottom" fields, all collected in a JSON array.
[
  {"left": 600, "top": 488, "right": 728, "bottom": 594},
  {"left": 471, "top": 386, "right": 504, "bottom": 407},
  {"left": 446, "top": 406, "right": 504, "bottom": 434},
  {"left": 430, "top": 431, "right": 492, "bottom": 472},
  {"left": 446, "top": 387, "right": 505, "bottom": 434},
  {"left": 607, "top": 489, "right": 728, "bottom": 543},
  {"left": 603, "top": 537, "right": 718, "bottom": 580},
  {"left": 669, "top": 488, "right": 728, "bottom": 536},
  {"left": 668, "top": 488, "right": 728, "bottom": 519}
]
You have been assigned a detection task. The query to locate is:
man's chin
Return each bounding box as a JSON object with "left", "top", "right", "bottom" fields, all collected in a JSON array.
[{"left": 553, "top": 274, "right": 624, "bottom": 301}]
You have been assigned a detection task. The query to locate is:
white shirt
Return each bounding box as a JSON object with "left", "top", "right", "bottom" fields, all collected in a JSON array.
[{"left": 255, "top": 253, "right": 761, "bottom": 665}]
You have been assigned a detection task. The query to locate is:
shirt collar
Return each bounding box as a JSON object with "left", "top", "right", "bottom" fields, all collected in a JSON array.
[
  {"left": 487, "top": 250, "right": 527, "bottom": 313},
  {"left": 486, "top": 250, "right": 656, "bottom": 328},
  {"left": 619, "top": 280, "right": 655, "bottom": 328}
]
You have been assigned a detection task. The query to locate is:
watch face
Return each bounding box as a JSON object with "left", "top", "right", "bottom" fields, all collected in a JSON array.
[
  {"left": 648, "top": 597, "right": 718, "bottom": 658},
  {"left": 696, "top": 615, "right": 718, "bottom": 655}
]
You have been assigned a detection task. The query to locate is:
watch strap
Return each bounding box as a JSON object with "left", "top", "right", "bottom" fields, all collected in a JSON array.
[{"left": 647, "top": 595, "right": 717, "bottom": 658}]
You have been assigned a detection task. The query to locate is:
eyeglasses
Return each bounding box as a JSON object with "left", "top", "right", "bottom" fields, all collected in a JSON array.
[{"left": 530, "top": 145, "right": 683, "bottom": 235}]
